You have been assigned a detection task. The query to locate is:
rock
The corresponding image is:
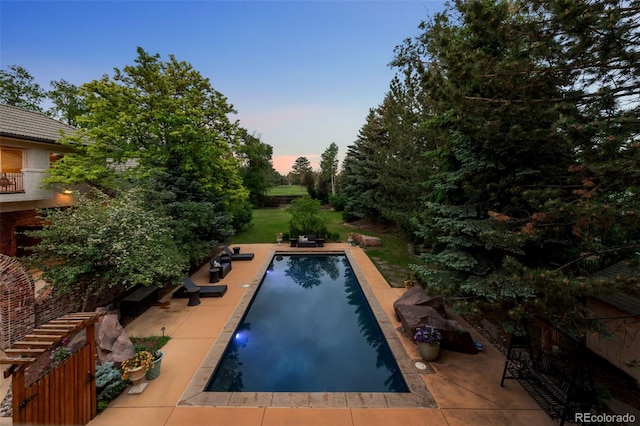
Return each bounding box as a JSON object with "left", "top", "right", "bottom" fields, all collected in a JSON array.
[
  {"left": 394, "top": 287, "right": 479, "bottom": 354},
  {"left": 354, "top": 234, "right": 382, "bottom": 247},
  {"left": 393, "top": 286, "right": 446, "bottom": 319},
  {"left": 96, "top": 312, "right": 134, "bottom": 364}
]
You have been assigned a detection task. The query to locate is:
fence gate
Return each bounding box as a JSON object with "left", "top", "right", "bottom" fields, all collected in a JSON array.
[{"left": 0, "top": 312, "right": 101, "bottom": 425}]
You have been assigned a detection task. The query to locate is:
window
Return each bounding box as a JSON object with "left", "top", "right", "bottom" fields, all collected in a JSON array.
[
  {"left": 0, "top": 147, "right": 25, "bottom": 192},
  {"left": 0, "top": 147, "right": 23, "bottom": 173},
  {"left": 49, "top": 152, "right": 64, "bottom": 166}
]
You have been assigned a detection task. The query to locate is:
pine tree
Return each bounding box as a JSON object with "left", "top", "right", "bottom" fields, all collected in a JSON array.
[{"left": 394, "top": 0, "right": 639, "bottom": 332}]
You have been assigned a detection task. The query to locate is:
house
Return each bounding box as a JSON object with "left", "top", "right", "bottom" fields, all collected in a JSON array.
[
  {"left": 0, "top": 104, "right": 79, "bottom": 257},
  {"left": 587, "top": 260, "right": 640, "bottom": 381}
]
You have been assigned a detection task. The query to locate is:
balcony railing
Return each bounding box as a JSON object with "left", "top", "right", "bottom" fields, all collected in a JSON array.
[{"left": 0, "top": 173, "right": 25, "bottom": 193}]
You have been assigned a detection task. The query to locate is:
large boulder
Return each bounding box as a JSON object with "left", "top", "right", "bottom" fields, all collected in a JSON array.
[
  {"left": 394, "top": 288, "right": 479, "bottom": 354},
  {"left": 95, "top": 309, "right": 134, "bottom": 364},
  {"left": 354, "top": 234, "right": 382, "bottom": 247},
  {"left": 393, "top": 286, "right": 446, "bottom": 319}
]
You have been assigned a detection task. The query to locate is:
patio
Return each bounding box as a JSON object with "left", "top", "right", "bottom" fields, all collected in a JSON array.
[{"left": 6, "top": 243, "right": 554, "bottom": 425}]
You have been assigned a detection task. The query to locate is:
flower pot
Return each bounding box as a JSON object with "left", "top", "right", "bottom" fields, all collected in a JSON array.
[
  {"left": 126, "top": 366, "right": 147, "bottom": 385},
  {"left": 145, "top": 351, "right": 164, "bottom": 380},
  {"left": 417, "top": 341, "right": 440, "bottom": 362}
]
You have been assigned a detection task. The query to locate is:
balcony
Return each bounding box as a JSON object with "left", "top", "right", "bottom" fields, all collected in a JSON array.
[{"left": 0, "top": 173, "right": 25, "bottom": 193}]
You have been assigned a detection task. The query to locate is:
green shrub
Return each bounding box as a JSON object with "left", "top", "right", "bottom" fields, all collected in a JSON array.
[
  {"left": 95, "top": 362, "right": 127, "bottom": 413},
  {"left": 329, "top": 193, "right": 347, "bottom": 211},
  {"left": 287, "top": 195, "right": 328, "bottom": 238},
  {"left": 130, "top": 335, "right": 171, "bottom": 353}
]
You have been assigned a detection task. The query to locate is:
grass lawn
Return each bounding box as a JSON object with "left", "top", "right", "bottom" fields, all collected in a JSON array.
[
  {"left": 266, "top": 185, "right": 308, "bottom": 196},
  {"left": 231, "top": 208, "right": 352, "bottom": 243},
  {"left": 230, "top": 207, "right": 419, "bottom": 286}
]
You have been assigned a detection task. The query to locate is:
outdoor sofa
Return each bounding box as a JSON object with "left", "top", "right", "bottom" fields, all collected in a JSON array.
[{"left": 290, "top": 235, "right": 324, "bottom": 248}]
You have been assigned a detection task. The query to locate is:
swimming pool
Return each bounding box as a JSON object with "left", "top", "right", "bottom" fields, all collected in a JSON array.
[
  {"left": 179, "top": 248, "right": 436, "bottom": 408},
  {"left": 205, "top": 253, "right": 409, "bottom": 392}
]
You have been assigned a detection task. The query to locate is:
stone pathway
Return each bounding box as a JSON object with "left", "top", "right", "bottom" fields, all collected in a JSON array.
[{"left": 369, "top": 257, "right": 408, "bottom": 288}]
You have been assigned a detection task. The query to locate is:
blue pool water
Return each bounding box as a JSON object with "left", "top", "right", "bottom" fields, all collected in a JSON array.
[{"left": 205, "top": 254, "right": 409, "bottom": 392}]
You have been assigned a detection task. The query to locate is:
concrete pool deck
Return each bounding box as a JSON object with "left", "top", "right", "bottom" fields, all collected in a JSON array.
[{"left": 87, "top": 243, "right": 555, "bottom": 426}]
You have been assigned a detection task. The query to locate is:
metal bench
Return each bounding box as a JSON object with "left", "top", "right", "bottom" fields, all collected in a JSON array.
[{"left": 501, "top": 333, "right": 597, "bottom": 425}]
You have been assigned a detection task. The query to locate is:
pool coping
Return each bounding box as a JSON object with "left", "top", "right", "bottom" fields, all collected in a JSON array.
[{"left": 178, "top": 248, "right": 437, "bottom": 409}]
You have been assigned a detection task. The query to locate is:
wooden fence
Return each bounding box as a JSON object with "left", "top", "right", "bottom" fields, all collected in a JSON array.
[{"left": 1, "top": 312, "right": 101, "bottom": 425}]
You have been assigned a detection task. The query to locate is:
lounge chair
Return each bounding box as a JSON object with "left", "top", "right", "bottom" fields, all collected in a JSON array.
[
  {"left": 220, "top": 245, "right": 254, "bottom": 261},
  {"left": 173, "top": 277, "right": 227, "bottom": 305}
]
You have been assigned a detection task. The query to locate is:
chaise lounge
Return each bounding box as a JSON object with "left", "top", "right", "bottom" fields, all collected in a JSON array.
[
  {"left": 173, "top": 277, "right": 227, "bottom": 305},
  {"left": 220, "top": 245, "right": 254, "bottom": 261}
]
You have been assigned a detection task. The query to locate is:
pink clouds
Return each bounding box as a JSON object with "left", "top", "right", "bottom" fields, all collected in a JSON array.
[{"left": 272, "top": 154, "right": 320, "bottom": 175}]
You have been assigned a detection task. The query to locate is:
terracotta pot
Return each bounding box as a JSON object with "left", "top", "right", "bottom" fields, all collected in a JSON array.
[
  {"left": 126, "top": 366, "right": 147, "bottom": 385},
  {"left": 417, "top": 341, "right": 440, "bottom": 362}
]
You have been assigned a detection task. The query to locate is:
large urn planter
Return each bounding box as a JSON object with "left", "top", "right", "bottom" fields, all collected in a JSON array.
[
  {"left": 121, "top": 350, "right": 154, "bottom": 384},
  {"left": 125, "top": 366, "right": 147, "bottom": 385},
  {"left": 417, "top": 341, "right": 441, "bottom": 362},
  {"left": 145, "top": 351, "right": 164, "bottom": 380}
]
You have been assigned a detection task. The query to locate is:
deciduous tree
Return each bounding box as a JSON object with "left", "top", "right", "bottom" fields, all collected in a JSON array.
[
  {"left": 45, "top": 47, "right": 249, "bottom": 265},
  {"left": 0, "top": 65, "right": 45, "bottom": 111},
  {"left": 26, "top": 189, "right": 184, "bottom": 311},
  {"left": 47, "top": 79, "right": 87, "bottom": 126}
]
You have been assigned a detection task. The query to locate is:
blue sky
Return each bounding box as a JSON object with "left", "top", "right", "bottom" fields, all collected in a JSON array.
[{"left": 1, "top": 1, "right": 445, "bottom": 173}]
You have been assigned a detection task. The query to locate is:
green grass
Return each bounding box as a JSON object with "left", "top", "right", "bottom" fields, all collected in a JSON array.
[
  {"left": 266, "top": 185, "right": 309, "bottom": 196},
  {"left": 231, "top": 208, "right": 419, "bottom": 286},
  {"left": 232, "top": 208, "right": 292, "bottom": 243},
  {"left": 231, "top": 208, "right": 352, "bottom": 243}
]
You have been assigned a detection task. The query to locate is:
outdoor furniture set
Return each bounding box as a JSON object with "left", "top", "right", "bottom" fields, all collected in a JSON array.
[
  {"left": 172, "top": 245, "right": 255, "bottom": 306},
  {"left": 289, "top": 235, "right": 324, "bottom": 248}
]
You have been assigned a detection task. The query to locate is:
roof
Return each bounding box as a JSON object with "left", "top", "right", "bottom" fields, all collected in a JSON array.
[
  {"left": 0, "top": 104, "right": 79, "bottom": 144},
  {"left": 590, "top": 260, "right": 640, "bottom": 315}
]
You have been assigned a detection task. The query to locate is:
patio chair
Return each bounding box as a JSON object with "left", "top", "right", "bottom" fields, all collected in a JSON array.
[
  {"left": 173, "top": 277, "right": 227, "bottom": 305},
  {"left": 220, "top": 245, "right": 255, "bottom": 261}
]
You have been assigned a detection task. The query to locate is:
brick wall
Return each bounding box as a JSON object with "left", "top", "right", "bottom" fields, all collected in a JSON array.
[
  {"left": 0, "top": 255, "right": 36, "bottom": 349},
  {"left": 0, "top": 209, "right": 43, "bottom": 257},
  {"left": 0, "top": 254, "right": 131, "bottom": 350}
]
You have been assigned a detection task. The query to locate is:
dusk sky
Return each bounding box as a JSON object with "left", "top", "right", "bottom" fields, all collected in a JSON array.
[{"left": 1, "top": 1, "right": 446, "bottom": 174}]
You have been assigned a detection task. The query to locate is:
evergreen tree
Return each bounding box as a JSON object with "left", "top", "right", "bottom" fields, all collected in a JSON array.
[
  {"left": 291, "top": 156, "right": 313, "bottom": 187},
  {"left": 237, "top": 130, "right": 274, "bottom": 207},
  {"left": 317, "top": 142, "right": 339, "bottom": 203},
  {"left": 393, "top": 0, "right": 639, "bottom": 333},
  {"left": 340, "top": 107, "right": 386, "bottom": 221}
]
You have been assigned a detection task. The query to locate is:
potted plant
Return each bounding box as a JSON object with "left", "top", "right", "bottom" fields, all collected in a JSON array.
[
  {"left": 121, "top": 350, "right": 154, "bottom": 384},
  {"left": 145, "top": 349, "right": 164, "bottom": 380},
  {"left": 414, "top": 325, "right": 442, "bottom": 362},
  {"left": 347, "top": 233, "right": 356, "bottom": 246}
]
